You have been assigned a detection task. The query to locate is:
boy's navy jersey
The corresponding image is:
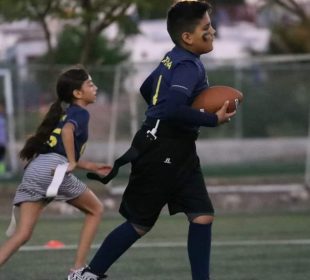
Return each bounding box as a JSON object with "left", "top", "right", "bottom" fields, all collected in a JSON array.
[
  {"left": 140, "top": 46, "right": 216, "bottom": 131},
  {"left": 45, "top": 104, "right": 89, "bottom": 161}
]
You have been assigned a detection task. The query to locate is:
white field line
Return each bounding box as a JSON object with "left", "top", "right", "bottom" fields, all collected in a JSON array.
[
  {"left": 110, "top": 184, "right": 306, "bottom": 195},
  {"left": 19, "top": 239, "right": 310, "bottom": 252}
]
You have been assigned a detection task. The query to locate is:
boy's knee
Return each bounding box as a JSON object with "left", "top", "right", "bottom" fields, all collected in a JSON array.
[
  {"left": 188, "top": 214, "right": 214, "bottom": 225},
  {"left": 131, "top": 223, "right": 152, "bottom": 236}
]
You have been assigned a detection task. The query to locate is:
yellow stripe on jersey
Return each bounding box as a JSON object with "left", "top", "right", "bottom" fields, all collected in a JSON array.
[{"left": 152, "top": 75, "right": 162, "bottom": 105}]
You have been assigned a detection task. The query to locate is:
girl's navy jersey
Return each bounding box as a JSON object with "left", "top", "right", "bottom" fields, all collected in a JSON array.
[
  {"left": 140, "top": 46, "right": 216, "bottom": 131},
  {"left": 45, "top": 104, "right": 89, "bottom": 161}
]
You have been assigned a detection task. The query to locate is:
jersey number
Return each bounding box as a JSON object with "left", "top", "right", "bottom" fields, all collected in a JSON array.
[{"left": 47, "top": 128, "right": 61, "bottom": 148}]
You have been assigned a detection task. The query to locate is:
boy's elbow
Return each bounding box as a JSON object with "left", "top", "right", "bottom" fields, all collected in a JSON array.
[{"left": 163, "top": 106, "right": 179, "bottom": 121}]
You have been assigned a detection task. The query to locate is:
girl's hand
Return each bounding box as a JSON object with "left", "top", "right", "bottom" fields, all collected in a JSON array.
[
  {"left": 95, "top": 164, "right": 112, "bottom": 176},
  {"left": 76, "top": 160, "right": 112, "bottom": 174}
]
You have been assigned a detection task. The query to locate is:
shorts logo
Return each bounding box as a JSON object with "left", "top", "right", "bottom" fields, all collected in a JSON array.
[{"left": 164, "top": 158, "right": 172, "bottom": 164}]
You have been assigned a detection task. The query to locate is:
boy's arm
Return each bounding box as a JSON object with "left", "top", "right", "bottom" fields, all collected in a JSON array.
[
  {"left": 165, "top": 88, "right": 234, "bottom": 126},
  {"left": 163, "top": 62, "right": 234, "bottom": 126},
  {"left": 164, "top": 88, "right": 218, "bottom": 126},
  {"left": 140, "top": 74, "right": 153, "bottom": 104}
]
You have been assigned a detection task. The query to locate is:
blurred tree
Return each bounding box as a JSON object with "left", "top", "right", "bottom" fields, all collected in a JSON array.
[
  {"left": 0, "top": 0, "right": 174, "bottom": 65},
  {"left": 0, "top": 0, "right": 60, "bottom": 58},
  {"left": 58, "top": 0, "right": 137, "bottom": 65},
  {"left": 38, "top": 26, "right": 128, "bottom": 66},
  {"left": 137, "top": 0, "right": 172, "bottom": 19},
  {"left": 0, "top": 0, "right": 254, "bottom": 64},
  {"left": 258, "top": 0, "right": 310, "bottom": 54}
]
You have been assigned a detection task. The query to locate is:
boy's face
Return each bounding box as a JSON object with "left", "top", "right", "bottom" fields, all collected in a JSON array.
[{"left": 181, "top": 13, "right": 215, "bottom": 55}]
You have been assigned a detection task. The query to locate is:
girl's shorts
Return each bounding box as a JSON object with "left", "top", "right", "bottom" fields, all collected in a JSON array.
[{"left": 13, "top": 153, "right": 87, "bottom": 206}]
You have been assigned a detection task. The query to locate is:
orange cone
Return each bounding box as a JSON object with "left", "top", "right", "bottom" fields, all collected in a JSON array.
[{"left": 44, "top": 240, "right": 65, "bottom": 249}]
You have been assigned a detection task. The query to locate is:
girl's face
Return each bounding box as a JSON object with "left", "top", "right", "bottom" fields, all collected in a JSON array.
[{"left": 74, "top": 75, "right": 98, "bottom": 107}]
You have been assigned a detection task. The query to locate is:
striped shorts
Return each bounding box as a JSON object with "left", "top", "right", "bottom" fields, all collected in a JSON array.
[{"left": 13, "top": 153, "right": 87, "bottom": 206}]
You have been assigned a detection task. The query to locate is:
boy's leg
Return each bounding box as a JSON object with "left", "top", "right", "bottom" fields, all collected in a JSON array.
[
  {"left": 187, "top": 215, "right": 213, "bottom": 280},
  {"left": 88, "top": 221, "right": 145, "bottom": 277},
  {"left": 86, "top": 128, "right": 170, "bottom": 277},
  {"left": 173, "top": 156, "right": 214, "bottom": 280}
]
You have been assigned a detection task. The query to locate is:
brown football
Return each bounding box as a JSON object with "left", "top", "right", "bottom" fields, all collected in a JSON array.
[{"left": 192, "top": 86, "right": 243, "bottom": 113}]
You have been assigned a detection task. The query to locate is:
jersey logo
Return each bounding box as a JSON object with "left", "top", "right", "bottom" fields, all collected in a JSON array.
[
  {"left": 164, "top": 157, "right": 172, "bottom": 164},
  {"left": 161, "top": 56, "right": 172, "bottom": 69}
]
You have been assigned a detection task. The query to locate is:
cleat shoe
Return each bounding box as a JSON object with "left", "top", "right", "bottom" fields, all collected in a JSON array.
[
  {"left": 67, "top": 266, "right": 107, "bottom": 280},
  {"left": 67, "top": 267, "right": 84, "bottom": 280}
]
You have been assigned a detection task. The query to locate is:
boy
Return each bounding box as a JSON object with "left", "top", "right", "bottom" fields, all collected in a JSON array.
[{"left": 69, "top": 1, "right": 235, "bottom": 279}]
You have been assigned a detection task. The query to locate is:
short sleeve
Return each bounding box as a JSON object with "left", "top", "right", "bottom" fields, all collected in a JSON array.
[{"left": 66, "top": 109, "right": 89, "bottom": 136}]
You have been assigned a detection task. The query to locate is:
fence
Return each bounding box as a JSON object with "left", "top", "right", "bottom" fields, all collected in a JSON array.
[{"left": 1, "top": 54, "right": 310, "bottom": 174}]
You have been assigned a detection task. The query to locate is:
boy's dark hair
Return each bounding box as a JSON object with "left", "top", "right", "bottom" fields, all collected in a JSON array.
[
  {"left": 167, "top": 1, "right": 212, "bottom": 45},
  {"left": 20, "top": 66, "right": 89, "bottom": 161}
]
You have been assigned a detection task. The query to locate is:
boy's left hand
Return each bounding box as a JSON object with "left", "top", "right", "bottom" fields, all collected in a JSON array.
[{"left": 216, "top": 100, "right": 236, "bottom": 125}]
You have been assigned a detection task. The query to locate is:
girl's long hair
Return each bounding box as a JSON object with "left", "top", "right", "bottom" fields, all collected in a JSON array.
[{"left": 20, "top": 66, "right": 89, "bottom": 161}]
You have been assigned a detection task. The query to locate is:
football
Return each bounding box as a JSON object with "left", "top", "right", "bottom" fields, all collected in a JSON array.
[{"left": 192, "top": 86, "right": 243, "bottom": 113}]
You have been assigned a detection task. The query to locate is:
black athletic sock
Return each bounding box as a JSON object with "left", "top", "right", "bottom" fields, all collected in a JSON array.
[
  {"left": 89, "top": 221, "right": 141, "bottom": 276},
  {"left": 188, "top": 222, "right": 212, "bottom": 280}
]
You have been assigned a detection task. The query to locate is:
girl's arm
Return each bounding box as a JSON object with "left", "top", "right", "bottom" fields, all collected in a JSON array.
[
  {"left": 77, "top": 160, "right": 112, "bottom": 176},
  {"left": 62, "top": 122, "right": 112, "bottom": 175},
  {"left": 61, "top": 122, "right": 77, "bottom": 172}
]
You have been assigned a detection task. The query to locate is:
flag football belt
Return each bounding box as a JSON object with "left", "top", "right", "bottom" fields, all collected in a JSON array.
[{"left": 143, "top": 117, "right": 198, "bottom": 141}]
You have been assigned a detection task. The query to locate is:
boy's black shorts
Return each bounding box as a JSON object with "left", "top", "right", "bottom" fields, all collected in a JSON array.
[{"left": 119, "top": 126, "right": 214, "bottom": 228}]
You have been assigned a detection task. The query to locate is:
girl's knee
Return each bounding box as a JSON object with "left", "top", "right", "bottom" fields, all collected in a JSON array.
[
  {"left": 89, "top": 201, "right": 104, "bottom": 217},
  {"left": 95, "top": 202, "right": 104, "bottom": 216},
  {"left": 14, "top": 229, "right": 33, "bottom": 245},
  {"left": 80, "top": 197, "right": 104, "bottom": 217}
]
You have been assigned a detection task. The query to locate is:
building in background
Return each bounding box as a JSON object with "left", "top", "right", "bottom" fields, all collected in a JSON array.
[{"left": 0, "top": 2, "right": 271, "bottom": 67}]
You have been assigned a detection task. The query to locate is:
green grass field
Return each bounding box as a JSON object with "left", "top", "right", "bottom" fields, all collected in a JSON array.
[{"left": 1, "top": 211, "right": 310, "bottom": 280}]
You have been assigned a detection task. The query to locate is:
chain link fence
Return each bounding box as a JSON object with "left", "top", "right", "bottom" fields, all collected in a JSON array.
[{"left": 1, "top": 55, "right": 310, "bottom": 172}]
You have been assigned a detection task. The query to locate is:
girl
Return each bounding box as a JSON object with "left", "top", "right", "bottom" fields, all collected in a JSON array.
[{"left": 0, "top": 66, "right": 111, "bottom": 275}]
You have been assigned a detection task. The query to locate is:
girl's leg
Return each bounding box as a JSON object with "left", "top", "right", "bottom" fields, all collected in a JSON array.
[
  {"left": 67, "top": 188, "right": 103, "bottom": 269},
  {"left": 0, "top": 201, "right": 44, "bottom": 266}
]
